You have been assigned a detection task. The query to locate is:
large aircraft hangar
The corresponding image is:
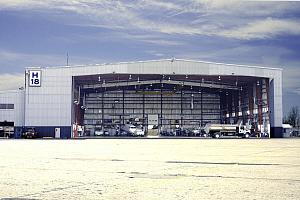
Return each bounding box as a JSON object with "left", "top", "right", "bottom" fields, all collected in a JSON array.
[{"left": 0, "top": 59, "right": 283, "bottom": 138}]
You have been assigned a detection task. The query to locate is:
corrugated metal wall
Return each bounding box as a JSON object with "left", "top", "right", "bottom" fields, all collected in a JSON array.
[{"left": 0, "top": 90, "right": 25, "bottom": 126}]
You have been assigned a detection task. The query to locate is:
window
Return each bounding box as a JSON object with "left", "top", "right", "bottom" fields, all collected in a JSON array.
[{"left": 0, "top": 104, "right": 14, "bottom": 109}]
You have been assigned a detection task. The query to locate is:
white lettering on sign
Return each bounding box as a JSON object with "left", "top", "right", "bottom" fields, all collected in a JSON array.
[{"left": 29, "top": 70, "right": 41, "bottom": 87}]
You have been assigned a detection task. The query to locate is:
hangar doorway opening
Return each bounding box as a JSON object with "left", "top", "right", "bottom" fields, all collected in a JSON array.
[{"left": 72, "top": 74, "right": 270, "bottom": 138}]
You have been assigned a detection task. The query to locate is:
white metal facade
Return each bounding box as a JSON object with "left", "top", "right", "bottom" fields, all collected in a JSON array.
[{"left": 0, "top": 90, "right": 25, "bottom": 127}]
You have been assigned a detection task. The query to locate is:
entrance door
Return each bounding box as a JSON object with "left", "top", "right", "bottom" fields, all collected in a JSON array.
[
  {"left": 55, "top": 128, "right": 61, "bottom": 138},
  {"left": 147, "top": 114, "right": 159, "bottom": 136}
]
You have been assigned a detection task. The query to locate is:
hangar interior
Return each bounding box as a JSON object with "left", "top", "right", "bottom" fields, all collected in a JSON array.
[{"left": 72, "top": 73, "right": 270, "bottom": 137}]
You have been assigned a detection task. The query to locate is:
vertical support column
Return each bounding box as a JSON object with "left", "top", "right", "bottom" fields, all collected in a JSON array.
[
  {"left": 265, "top": 79, "right": 270, "bottom": 133},
  {"left": 200, "top": 91, "right": 203, "bottom": 126},
  {"left": 248, "top": 84, "right": 254, "bottom": 125},
  {"left": 229, "top": 91, "right": 235, "bottom": 124},
  {"left": 102, "top": 92, "right": 104, "bottom": 126},
  {"left": 228, "top": 93, "right": 232, "bottom": 124},
  {"left": 269, "top": 71, "right": 283, "bottom": 138},
  {"left": 234, "top": 91, "right": 239, "bottom": 124},
  {"left": 180, "top": 89, "right": 183, "bottom": 127},
  {"left": 122, "top": 89, "right": 125, "bottom": 125},
  {"left": 142, "top": 92, "right": 145, "bottom": 126},
  {"left": 220, "top": 93, "right": 225, "bottom": 124},
  {"left": 160, "top": 88, "right": 163, "bottom": 130},
  {"left": 225, "top": 93, "right": 229, "bottom": 124},
  {"left": 256, "top": 81, "right": 263, "bottom": 132},
  {"left": 239, "top": 87, "right": 245, "bottom": 121}
]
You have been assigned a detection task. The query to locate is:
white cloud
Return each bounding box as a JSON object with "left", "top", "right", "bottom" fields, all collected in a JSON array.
[
  {"left": 190, "top": 0, "right": 241, "bottom": 9},
  {"left": 0, "top": 49, "right": 65, "bottom": 67},
  {"left": 220, "top": 18, "right": 300, "bottom": 39},
  {"left": 121, "top": 34, "right": 185, "bottom": 46},
  {"left": 0, "top": 73, "right": 24, "bottom": 91},
  {"left": 138, "top": 0, "right": 181, "bottom": 10},
  {"left": 283, "top": 65, "right": 300, "bottom": 91},
  {"left": 0, "top": 49, "right": 106, "bottom": 68},
  {"left": 293, "top": 88, "right": 300, "bottom": 95},
  {"left": 1, "top": 0, "right": 299, "bottom": 40}
]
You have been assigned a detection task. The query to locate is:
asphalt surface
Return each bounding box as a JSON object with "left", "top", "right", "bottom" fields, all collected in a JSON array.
[{"left": 0, "top": 138, "right": 299, "bottom": 200}]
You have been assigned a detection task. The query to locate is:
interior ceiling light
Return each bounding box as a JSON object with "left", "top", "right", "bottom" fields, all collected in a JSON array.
[
  {"left": 257, "top": 80, "right": 260, "bottom": 86},
  {"left": 137, "top": 76, "right": 140, "bottom": 83},
  {"left": 186, "top": 75, "right": 188, "bottom": 79},
  {"left": 98, "top": 76, "right": 101, "bottom": 82},
  {"left": 168, "top": 77, "right": 171, "bottom": 81},
  {"left": 218, "top": 76, "right": 221, "bottom": 81},
  {"left": 129, "top": 74, "right": 132, "bottom": 80}
]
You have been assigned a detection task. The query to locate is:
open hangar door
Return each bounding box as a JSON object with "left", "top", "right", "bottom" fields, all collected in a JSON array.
[{"left": 72, "top": 74, "right": 270, "bottom": 137}]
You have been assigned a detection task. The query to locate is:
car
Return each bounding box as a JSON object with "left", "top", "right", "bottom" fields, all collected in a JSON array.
[
  {"left": 22, "top": 127, "right": 37, "bottom": 139},
  {"left": 94, "top": 128, "right": 104, "bottom": 136},
  {"left": 121, "top": 124, "right": 145, "bottom": 137}
]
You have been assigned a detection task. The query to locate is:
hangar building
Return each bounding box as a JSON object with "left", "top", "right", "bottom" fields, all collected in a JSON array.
[{"left": 0, "top": 59, "right": 283, "bottom": 138}]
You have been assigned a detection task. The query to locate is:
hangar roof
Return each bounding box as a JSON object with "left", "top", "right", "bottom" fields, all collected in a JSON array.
[
  {"left": 26, "top": 58, "right": 282, "bottom": 81},
  {"left": 27, "top": 58, "right": 282, "bottom": 71}
]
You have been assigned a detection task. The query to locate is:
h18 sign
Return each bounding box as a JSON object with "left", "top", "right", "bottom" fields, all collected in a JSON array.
[{"left": 29, "top": 70, "right": 41, "bottom": 87}]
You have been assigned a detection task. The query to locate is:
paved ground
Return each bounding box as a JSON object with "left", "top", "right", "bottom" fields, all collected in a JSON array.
[{"left": 0, "top": 138, "right": 299, "bottom": 200}]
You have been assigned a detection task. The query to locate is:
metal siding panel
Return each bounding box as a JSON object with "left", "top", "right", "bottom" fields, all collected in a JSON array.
[
  {"left": 0, "top": 90, "right": 24, "bottom": 126},
  {"left": 269, "top": 70, "right": 283, "bottom": 137},
  {"left": 25, "top": 67, "right": 72, "bottom": 127}
]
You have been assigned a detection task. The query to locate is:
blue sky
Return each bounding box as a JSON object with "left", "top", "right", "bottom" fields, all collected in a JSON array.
[{"left": 0, "top": 0, "right": 300, "bottom": 115}]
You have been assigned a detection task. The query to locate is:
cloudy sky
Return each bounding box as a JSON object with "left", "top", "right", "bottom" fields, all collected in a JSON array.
[{"left": 0, "top": 0, "right": 299, "bottom": 115}]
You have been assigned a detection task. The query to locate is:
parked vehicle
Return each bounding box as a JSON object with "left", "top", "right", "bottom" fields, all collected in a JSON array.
[
  {"left": 0, "top": 126, "right": 14, "bottom": 138},
  {"left": 121, "top": 124, "right": 145, "bottom": 137},
  {"left": 22, "top": 127, "right": 37, "bottom": 139},
  {"left": 191, "top": 127, "right": 207, "bottom": 137},
  {"left": 160, "top": 128, "right": 176, "bottom": 136},
  {"left": 178, "top": 128, "right": 194, "bottom": 136},
  {"left": 94, "top": 127, "right": 105, "bottom": 136},
  {"left": 203, "top": 122, "right": 251, "bottom": 138},
  {"left": 291, "top": 130, "right": 300, "bottom": 137}
]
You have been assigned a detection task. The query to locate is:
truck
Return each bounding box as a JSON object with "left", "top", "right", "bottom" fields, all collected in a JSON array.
[{"left": 203, "top": 121, "right": 251, "bottom": 138}]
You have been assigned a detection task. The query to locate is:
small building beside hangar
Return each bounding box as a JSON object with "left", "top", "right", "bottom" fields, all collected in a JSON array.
[{"left": 0, "top": 90, "right": 25, "bottom": 137}]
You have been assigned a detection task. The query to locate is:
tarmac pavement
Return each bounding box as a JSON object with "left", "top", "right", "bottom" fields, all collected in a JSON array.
[{"left": 0, "top": 138, "right": 299, "bottom": 200}]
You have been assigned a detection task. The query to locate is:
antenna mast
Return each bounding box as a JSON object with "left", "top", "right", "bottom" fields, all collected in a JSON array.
[{"left": 67, "top": 52, "right": 69, "bottom": 66}]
